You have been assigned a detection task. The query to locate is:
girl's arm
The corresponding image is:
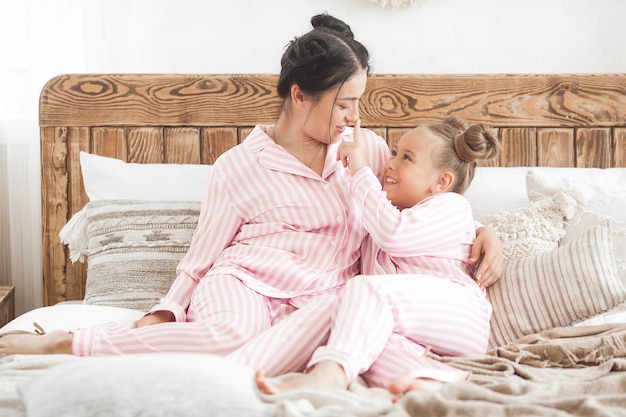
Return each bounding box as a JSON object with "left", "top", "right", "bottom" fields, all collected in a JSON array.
[{"left": 339, "top": 120, "right": 502, "bottom": 284}]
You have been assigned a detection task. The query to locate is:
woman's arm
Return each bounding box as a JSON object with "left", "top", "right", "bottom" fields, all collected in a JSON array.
[
  {"left": 145, "top": 167, "right": 243, "bottom": 322},
  {"left": 470, "top": 226, "right": 503, "bottom": 289}
]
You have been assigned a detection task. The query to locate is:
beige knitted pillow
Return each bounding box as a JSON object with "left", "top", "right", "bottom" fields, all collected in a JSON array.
[
  {"left": 61, "top": 200, "right": 201, "bottom": 311},
  {"left": 484, "top": 190, "right": 584, "bottom": 261}
]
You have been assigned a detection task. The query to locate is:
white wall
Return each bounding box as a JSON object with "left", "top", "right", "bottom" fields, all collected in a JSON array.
[{"left": 82, "top": 0, "right": 626, "bottom": 74}]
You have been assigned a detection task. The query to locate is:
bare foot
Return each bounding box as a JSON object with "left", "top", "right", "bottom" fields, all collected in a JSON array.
[
  {"left": 256, "top": 360, "right": 348, "bottom": 395},
  {"left": 255, "top": 369, "right": 280, "bottom": 394},
  {"left": 388, "top": 378, "right": 444, "bottom": 402},
  {"left": 0, "top": 331, "right": 73, "bottom": 355}
]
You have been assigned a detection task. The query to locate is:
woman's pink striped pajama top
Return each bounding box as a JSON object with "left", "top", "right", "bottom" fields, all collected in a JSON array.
[{"left": 72, "top": 124, "right": 389, "bottom": 356}]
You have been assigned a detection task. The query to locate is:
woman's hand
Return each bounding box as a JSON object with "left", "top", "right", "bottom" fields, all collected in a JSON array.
[
  {"left": 132, "top": 310, "right": 175, "bottom": 328},
  {"left": 469, "top": 226, "right": 503, "bottom": 289}
]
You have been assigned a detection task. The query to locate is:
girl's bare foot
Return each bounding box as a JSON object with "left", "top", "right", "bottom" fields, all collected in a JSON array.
[
  {"left": 388, "top": 378, "right": 443, "bottom": 402},
  {"left": 0, "top": 331, "right": 73, "bottom": 355},
  {"left": 256, "top": 360, "right": 348, "bottom": 395}
]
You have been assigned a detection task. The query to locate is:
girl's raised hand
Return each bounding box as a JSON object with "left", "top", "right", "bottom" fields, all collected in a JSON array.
[{"left": 336, "top": 119, "right": 368, "bottom": 175}]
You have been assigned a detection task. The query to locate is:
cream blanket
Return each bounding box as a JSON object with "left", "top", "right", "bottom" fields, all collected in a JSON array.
[{"left": 0, "top": 354, "right": 78, "bottom": 417}]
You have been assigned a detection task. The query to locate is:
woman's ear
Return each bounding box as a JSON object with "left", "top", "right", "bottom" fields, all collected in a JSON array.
[
  {"left": 290, "top": 84, "right": 306, "bottom": 109},
  {"left": 435, "top": 171, "right": 455, "bottom": 193}
]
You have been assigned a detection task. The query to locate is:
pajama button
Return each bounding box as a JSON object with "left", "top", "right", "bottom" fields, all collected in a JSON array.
[
  {"left": 322, "top": 184, "right": 330, "bottom": 190},
  {"left": 336, "top": 216, "right": 343, "bottom": 222}
]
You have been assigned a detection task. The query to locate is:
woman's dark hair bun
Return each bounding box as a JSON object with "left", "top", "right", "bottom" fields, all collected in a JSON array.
[{"left": 311, "top": 13, "right": 354, "bottom": 40}]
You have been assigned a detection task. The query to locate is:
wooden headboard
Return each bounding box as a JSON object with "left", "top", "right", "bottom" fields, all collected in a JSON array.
[{"left": 40, "top": 73, "right": 626, "bottom": 306}]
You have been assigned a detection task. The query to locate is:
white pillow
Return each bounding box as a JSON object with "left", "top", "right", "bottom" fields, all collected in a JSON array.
[
  {"left": 20, "top": 353, "right": 274, "bottom": 417},
  {"left": 464, "top": 166, "right": 625, "bottom": 223},
  {"left": 526, "top": 167, "right": 626, "bottom": 205},
  {"left": 464, "top": 167, "right": 531, "bottom": 222},
  {"left": 80, "top": 152, "right": 211, "bottom": 201}
]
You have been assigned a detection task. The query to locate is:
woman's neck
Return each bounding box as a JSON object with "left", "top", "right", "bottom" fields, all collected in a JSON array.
[{"left": 269, "top": 122, "right": 327, "bottom": 175}]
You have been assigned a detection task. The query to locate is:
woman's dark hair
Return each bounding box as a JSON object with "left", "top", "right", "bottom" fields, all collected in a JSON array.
[
  {"left": 428, "top": 116, "right": 502, "bottom": 195},
  {"left": 277, "top": 13, "right": 371, "bottom": 100}
]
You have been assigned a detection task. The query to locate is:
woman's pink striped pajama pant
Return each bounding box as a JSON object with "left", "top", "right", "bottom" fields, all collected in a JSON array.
[{"left": 72, "top": 273, "right": 490, "bottom": 388}]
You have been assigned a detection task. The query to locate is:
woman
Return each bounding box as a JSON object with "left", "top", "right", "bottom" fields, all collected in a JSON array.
[{"left": 0, "top": 14, "right": 502, "bottom": 370}]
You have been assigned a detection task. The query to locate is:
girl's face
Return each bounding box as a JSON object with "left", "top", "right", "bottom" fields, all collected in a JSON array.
[
  {"left": 303, "top": 69, "right": 367, "bottom": 144},
  {"left": 383, "top": 126, "right": 444, "bottom": 210}
]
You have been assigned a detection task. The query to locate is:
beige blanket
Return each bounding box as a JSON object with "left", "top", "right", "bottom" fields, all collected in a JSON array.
[
  {"left": 401, "top": 324, "right": 626, "bottom": 417},
  {"left": 265, "top": 324, "right": 626, "bottom": 417}
]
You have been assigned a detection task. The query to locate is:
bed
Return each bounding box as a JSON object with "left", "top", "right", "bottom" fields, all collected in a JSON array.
[{"left": 1, "top": 73, "right": 626, "bottom": 416}]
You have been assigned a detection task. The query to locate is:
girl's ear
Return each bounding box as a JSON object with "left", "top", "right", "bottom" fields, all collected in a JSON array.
[
  {"left": 435, "top": 171, "right": 455, "bottom": 193},
  {"left": 290, "top": 84, "right": 307, "bottom": 109}
]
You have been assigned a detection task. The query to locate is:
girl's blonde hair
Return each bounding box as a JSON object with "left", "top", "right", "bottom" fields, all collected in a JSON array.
[{"left": 427, "top": 115, "right": 501, "bottom": 194}]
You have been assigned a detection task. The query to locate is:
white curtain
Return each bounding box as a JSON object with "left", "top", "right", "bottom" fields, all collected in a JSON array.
[{"left": 0, "top": 0, "right": 86, "bottom": 315}]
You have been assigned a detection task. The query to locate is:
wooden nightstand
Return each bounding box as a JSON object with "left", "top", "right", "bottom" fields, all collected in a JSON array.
[{"left": 0, "top": 286, "right": 15, "bottom": 328}]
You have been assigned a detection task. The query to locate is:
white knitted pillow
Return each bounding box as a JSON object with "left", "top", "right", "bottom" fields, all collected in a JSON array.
[{"left": 484, "top": 190, "right": 585, "bottom": 260}]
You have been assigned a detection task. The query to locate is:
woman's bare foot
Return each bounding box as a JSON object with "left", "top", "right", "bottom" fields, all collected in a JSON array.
[
  {"left": 256, "top": 360, "right": 348, "bottom": 395},
  {"left": 0, "top": 331, "right": 73, "bottom": 355},
  {"left": 388, "top": 378, "right": 444, "bottom": 402}
]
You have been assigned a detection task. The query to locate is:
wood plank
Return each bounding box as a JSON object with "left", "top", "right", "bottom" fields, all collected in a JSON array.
[
  {"left": 40, "top": 74, "right": 282, "bottom": 127},
  {"left": 164, "top": 128, "right": 201, "bottom": 164},
  {"left": 576, "top": 128, "right": 611, "bottom": 168},
  {"left": 537, "top": 128, "right": 575, "bottom": 167},
  {"left": 65, "top": 127, "right": 90, "bottom": 301},
  {"left": 614, "top": 128, "right": 626, "bottom": 167},
  {"left": 40, "top": 127, "right": 69, "bottom": 306},
  {"left": 127, "top": 128, "right": 165, "bottom": 163},
  {"left": 201, "top": 128, "right": 237, "bottom": 164},
  {"left": 91, "top": 127, "right": 127, "bottom": 160},
  {"left": 239, "top": 127, "right": 254, "bottom": 143},
  {"left": 67, "top": 127, "right": 90, "bottom": 212},
  {"left": 499, "top": 128, "right": 537, "bottom": 166},
  {"left": 362, "top": 74, "right": 626, "bottom": 128}
]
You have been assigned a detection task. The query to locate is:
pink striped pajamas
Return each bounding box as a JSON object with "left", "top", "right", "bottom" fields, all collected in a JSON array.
[
  {"left": 304, "top": 168, "right": 493, "bottom": 387},
  {"left": 72, "top": 124, "right": 390, "bottom": 357}
]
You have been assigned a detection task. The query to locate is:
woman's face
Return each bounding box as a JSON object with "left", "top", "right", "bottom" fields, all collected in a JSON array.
[
  {"left": 303, "top": 69, "right": 368, "bottom": 144},
  {"left": 382, "top": 126, "right": 444, "bottom": 210}
]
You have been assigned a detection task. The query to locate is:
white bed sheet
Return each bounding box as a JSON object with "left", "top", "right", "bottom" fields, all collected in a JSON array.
[{"left": 0, "top": 304, "right": 145, "bottom": 334}]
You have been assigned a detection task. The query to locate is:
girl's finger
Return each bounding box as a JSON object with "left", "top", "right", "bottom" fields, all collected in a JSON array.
[{"left": 353, "top": 119, "right": 361, "bottom": 143}]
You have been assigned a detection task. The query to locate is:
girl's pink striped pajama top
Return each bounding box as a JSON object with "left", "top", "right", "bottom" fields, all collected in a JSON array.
[{"left": 306, "top": 168, "right": 493, "bottom": 387}]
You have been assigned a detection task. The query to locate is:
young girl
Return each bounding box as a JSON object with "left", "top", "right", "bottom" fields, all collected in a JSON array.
[{"left": 256, "top": 116, "right": 501, "bottom": 397}]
